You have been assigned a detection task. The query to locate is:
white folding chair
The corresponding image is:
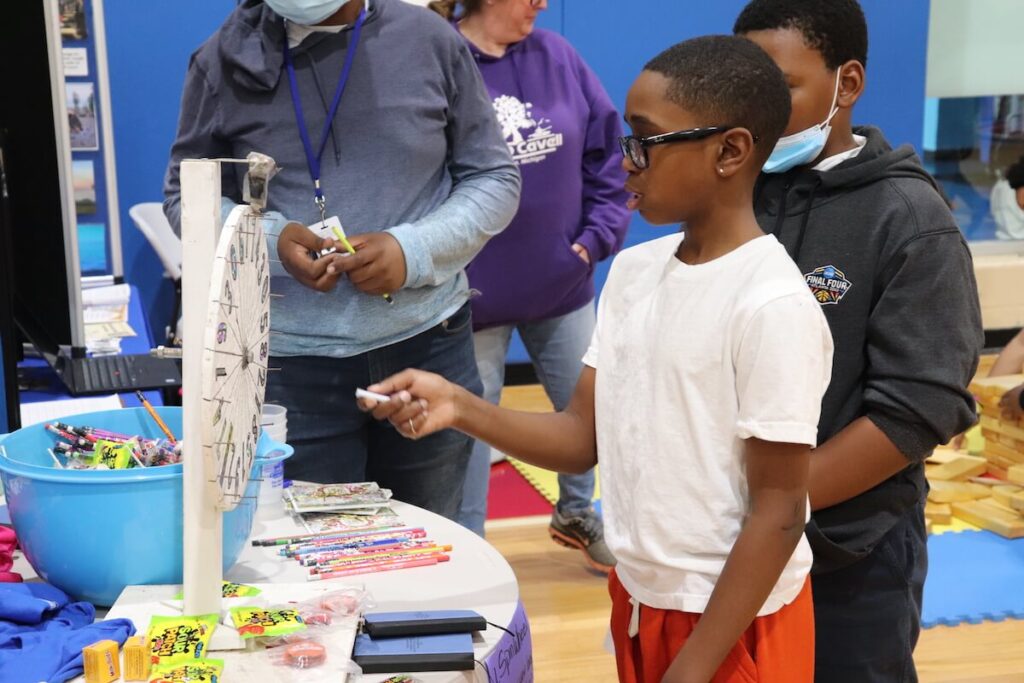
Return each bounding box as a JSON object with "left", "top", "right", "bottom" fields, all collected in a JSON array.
[{"left": 128, "top": 202, "right": 182, "bottom": 345}]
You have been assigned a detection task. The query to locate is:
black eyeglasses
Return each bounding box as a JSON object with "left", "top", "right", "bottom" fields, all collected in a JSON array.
[{"left": 618, "top": 126, "right": 757, "bottom": 170}]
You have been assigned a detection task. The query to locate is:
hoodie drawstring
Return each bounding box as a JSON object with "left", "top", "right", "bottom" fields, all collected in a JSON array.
[
  {"left": 792, "top": 177, "right": 821, "bottom": 263},
  {"left": 303, "top": 51, "right": 343, "bottom": 165}
]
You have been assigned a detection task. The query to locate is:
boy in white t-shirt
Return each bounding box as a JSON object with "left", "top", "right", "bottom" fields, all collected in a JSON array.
[{"left": 359, "top": 36, "right": 833, "bottom": 683}]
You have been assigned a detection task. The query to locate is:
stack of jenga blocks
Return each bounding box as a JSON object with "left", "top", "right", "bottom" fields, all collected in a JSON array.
[{"left": 925, "top": 374, "right": 1024, "bottom": 538}]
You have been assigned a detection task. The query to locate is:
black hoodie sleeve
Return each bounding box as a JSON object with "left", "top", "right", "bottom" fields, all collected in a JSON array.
[{"left": 863, "top": 227, "right": 983, "bottom": 461}]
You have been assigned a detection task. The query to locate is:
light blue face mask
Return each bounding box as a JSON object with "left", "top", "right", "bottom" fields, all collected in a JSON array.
[
  {"left": 763, "top": 71, "right": 841, "bottom": 174},
  {"left": 264, "top": 0, "right": 347, "bottom": 25}
]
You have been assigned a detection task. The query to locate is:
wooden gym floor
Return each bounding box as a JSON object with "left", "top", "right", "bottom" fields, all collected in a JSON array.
[{"left": 490, "top": 385, "right": 1024, "bottom": 683}]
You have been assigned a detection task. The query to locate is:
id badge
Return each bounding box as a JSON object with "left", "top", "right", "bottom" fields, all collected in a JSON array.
[{"left": 307, "top": 215, "right": 347, "bottom": 257}]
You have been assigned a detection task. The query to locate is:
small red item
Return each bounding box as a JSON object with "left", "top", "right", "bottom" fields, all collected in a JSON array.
[
  {"left": 320, "top": 593, "right": 359, "bottom": 615},
  {"left": 300, "top": 609, "right": 332, "bottom": 626},
  {"left": 284, "top": 640, "right": 327, "bottom": 668}
]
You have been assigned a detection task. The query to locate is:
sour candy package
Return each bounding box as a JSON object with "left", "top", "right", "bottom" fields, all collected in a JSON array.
[
  {"left": 230, "top": 606, "right": 306, "bottom": 638},
  {"left": 146, "top": 614, "right": 218, "bottom": 664},
  {"left": 148, "top": 658, "right": 224, "bottom": 683}
]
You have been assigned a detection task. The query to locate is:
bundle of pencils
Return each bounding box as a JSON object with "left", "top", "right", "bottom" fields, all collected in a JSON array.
[
  {"left": 43, "top": 421, "right": 181, "bottom": 470},
  {"left": 253, "top": 527, "right": 452, "bottom": 581}
]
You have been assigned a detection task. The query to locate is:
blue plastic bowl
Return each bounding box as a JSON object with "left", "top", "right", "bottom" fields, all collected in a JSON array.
[{"left": 0, "top": 406, "right": 292, "bottom": 606}]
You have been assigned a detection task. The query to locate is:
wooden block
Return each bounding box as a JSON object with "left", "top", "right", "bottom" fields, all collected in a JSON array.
[
  {"left": 986, "top": 463, "right": 1010, "bottom": 480},
  {"left": 926, "top": 448, "right": 962, "bottom": 465},
  {"left": 970, "top": 374, "right": 1024, "bottom": 394},
  {"left": 1009, "top": 465, "right": 1024, "bottom": 486},
  {"left": 984, "top": 441, "right": 1024, "bottom": 464},
  {"left": 951, "top": 499, "right": 1024, "bottom": 538},
  {"left": 925, "top": 501, "right": 952, "bottom": 524},
  {"left": 927, "top": 480, "right": 992, "bottom": 503},
  {"left": 980, "top": 415, "right": 1024, "bottom": 442},
  {"left": 927, "top": 455, "right": 988, "bottom": 481},
  {"left": 991, "top": 485, "right": 1024, "bottom": 508}
]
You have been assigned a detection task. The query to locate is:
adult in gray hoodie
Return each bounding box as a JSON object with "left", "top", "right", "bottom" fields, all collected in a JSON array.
[{"left": 163, "top": 0, "right": 520, "bottom": 519}]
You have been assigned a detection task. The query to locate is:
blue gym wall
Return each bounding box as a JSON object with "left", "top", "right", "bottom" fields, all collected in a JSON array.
[{"left": 102, "top": 0, "right": 930, "bottom": 362}]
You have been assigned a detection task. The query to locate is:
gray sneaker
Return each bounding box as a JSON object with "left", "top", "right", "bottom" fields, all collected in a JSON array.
[{"left": 549, "top": 507, "right": 617, "bottom": 574}]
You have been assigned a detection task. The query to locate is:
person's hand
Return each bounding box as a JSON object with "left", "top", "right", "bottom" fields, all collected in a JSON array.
[
  {"left": 277, "top": 222, "right": 343, "bottom": 292},
  {"left": 999, "top": 383, "right": 1024, "bottom": 421},
  {"left": 356, "top": 370, "right": 459, "bottom": 440},
  {"left": 331, "top": 232, "right": 407, "bottom": 296},
  {"left": 571, "top": 243, "right": 591, "bottom": 265}
]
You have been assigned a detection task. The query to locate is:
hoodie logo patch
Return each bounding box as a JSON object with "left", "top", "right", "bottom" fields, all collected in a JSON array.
[
  {"left": 492, "top": 95, "right": 563, "bottom": 165},
  {"left": 804, "top": 265, "right": 852, "bottom": 305}
]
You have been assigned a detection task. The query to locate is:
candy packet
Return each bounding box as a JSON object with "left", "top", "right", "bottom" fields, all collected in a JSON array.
[
  {"left": 146, "top": 614, "right": 218, "bottom": 665},
  {"left": 230, "top": 606, "right": 306, "bottom": 639},
  {"left": 147, "top": 658, "right": 224, "bottom": 683}
]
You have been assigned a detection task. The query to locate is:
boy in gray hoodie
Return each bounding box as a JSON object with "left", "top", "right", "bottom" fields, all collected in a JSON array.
[
  {"left": 164, "top": 0, "right": 520, "bottom": 519},
  {"left": 736, "top": 1, "right": 983, "bottom": 681}
]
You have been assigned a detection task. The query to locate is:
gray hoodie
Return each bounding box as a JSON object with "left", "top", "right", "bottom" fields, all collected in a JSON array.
[
  {"left": 163, "top": 0, "right": 520, "bottom": 358},
  {"left": 754, "top": 127, "right": 983, "bottom": 573}
]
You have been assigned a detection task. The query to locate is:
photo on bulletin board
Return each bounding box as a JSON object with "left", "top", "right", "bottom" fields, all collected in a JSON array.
[
  {"left": 60, "top": 0, "right": 87, "bottom": 40},
  {"left": 65, "top": 82, "right": 98, "bottom": 151},
  {"left": 78, "top": 222, "right": 107, "bottom": 275},
  {"left": 72, "top": 160, "right": 96, "bottom": 214}
]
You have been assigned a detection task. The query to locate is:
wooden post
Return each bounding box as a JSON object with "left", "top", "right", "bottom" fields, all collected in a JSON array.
[{"left": 179, "top": 160, "right": 223, "bottom": 616}]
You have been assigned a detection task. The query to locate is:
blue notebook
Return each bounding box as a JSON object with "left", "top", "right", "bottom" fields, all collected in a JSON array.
[{"left": 352, "top": 632, "right": 475, "bottom": 673}]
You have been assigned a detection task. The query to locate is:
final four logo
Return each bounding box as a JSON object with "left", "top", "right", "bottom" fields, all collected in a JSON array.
[{"left": 804, "top": 265, "right": 852, "bottom": 305}]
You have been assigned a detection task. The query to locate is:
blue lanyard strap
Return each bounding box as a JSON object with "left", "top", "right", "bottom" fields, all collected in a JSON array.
[{"left": 283, "top": 7, "right": 367, "bottom": 207}]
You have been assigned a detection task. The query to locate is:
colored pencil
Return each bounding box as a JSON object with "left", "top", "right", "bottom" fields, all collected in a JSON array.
[
  {"left": 306, "top": 546, "right": 453, "bottom": 570},
  {"left": 135, "top": 391, "right": 177, "bottom": 443},
  {"left": 252, "top": 526, "right": 414, "bottom": 547},
  {"left": 307, "top": 555, "right": 449, "bottom": 581}
]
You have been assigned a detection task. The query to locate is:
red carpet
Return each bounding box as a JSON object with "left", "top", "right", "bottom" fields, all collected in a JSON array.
[{"left": 486, "top": 461, "right": 553, "bottom": 520}]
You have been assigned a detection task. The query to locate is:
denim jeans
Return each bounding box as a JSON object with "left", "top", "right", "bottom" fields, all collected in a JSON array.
[
  {"left": 812, "top": 506, "right": 928, "bottom": 682},
  {"left": 265, "top": 302, "right": 482, "bottom": 521},
  {"left": 458, "top": 303, "right": 597, "bottom": 536}
]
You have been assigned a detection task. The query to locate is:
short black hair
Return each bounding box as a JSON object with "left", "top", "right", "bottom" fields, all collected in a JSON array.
[
  {"left": 1007, "top": 156, "right": 1024, "bottom": 190},
  {"left": 733, "top": 0, "right": 868, "bottom": 70},
  {"left": 643, "top": 35, "right": 791, "bottom": 163}
]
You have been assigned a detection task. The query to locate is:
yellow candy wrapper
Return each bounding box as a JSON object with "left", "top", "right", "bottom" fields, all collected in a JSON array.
[
  {"left": 230, "top": 606, "right": 306, "bottom": 638},
  {"left": 146, "top": 614, "right": 218, "bottom": 664},
  {"left": 92, "top": 439, "right": 136, "bottom": 470},
  {"left": 173, "top": 581, "right": 262, "bottom": 600},
  {"left": 148, "top": 658, "right": 223, "bottom": 683}
]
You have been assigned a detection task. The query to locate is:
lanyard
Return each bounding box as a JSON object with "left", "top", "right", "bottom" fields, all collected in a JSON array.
[{"left": 282, "top": 7, "right": 367, "bottom": 222}]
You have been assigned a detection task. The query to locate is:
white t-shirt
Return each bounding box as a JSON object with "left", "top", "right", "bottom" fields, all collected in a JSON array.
[
  {"left": 812, "top": 133, "right": 867, "bottom": 172},
  {"left": 584, "top": 233, "right": 833, "bottom": 615},
  {"left": 991, "top": 178, "right": 1024, "bottom": 241},
  {"left": 286, "top": 0, "right": 373, "bottom": 48}
]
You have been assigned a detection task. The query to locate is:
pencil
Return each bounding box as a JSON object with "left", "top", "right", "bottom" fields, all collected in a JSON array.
[
  {"left": 135, "top": 391, "right": 177, "bottom": 444},
  {"left": 252, "top": 525, "right": 412, "bottom": 547},
  {"left": 331, "top": 225, "right": 394, "bottom": 305},
  {"left": 307, "top": 555, "right": 449, "bottom": 581}
]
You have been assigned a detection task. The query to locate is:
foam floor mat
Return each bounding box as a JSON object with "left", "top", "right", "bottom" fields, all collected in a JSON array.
[{"left": 923, "top": 529, "right": 1024, "bottom": 628}]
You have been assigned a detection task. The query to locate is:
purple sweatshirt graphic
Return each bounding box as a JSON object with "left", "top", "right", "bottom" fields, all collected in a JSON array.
[{"left": 461, "top": 28, "right": 630, "bottom": 330}]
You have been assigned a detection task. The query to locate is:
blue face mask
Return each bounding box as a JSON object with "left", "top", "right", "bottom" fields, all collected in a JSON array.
[
  {"left": 264, "top": 0, "right": 347, "bottom": 25},
  {"left": 763, "top": 71, "right": 841, "bottom": 174}
]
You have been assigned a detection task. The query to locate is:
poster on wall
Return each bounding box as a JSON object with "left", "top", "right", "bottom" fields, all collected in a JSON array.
[
  {"left": 66, "top": 81, "right": 98, "bottom": 151},
  {"left": 72, "top": 160, "right": 96, "bottom": 214},
  {"left": 78, "top": 222, "right": 107, "bottom": 275},
  {"left": 60, "top": 0, "right": 87, "bottom": 40}
]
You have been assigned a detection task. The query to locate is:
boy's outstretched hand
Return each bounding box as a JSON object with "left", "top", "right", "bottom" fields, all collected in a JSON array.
[{"left": 356, "top": 370, "right": 460, "bottom": 440}]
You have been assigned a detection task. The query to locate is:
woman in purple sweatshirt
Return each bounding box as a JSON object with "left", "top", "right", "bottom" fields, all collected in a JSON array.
[{"left": 430, "top": 0, "right": 630, "bottom": 573}]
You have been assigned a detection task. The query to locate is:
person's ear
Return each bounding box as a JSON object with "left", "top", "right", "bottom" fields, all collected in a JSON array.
[
  {"left": 836, "top": 60, "right": 865, "bottom": 109},
  {"left": 715, "top": 127, "right": 757, "bottom": 178}
]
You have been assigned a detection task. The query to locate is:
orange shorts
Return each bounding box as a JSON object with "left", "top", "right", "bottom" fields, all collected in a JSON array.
[{"left": 608, "top": 570, "right": 814, "bottom": 683}]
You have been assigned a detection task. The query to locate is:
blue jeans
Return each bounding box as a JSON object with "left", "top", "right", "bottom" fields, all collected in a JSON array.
[
  {"left": 812, "top": 507, "right": 927, "bottom": 682},
  {"left": 265, "top": 302, "right": 482, "bottom": 521},
  {"left": 458, "top": 303, "right": 597, "bottom": 536}
]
